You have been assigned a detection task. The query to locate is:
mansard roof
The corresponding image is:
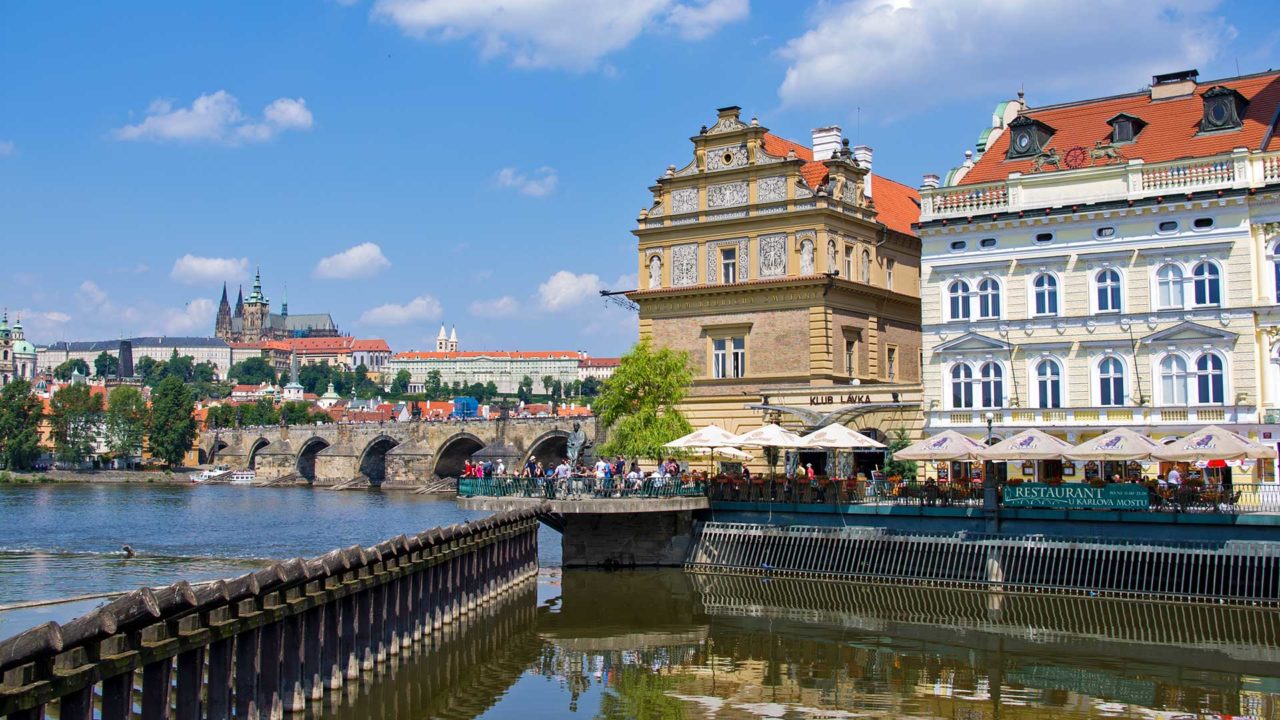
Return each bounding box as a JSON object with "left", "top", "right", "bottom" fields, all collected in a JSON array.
[{"left": 959, "top": 70, "right": 1280, "bottom": 186}]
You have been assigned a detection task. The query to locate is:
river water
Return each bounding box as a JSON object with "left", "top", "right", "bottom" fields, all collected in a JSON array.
[{"left": 2, "top": 484, "right": 1278, "bottom": 719}]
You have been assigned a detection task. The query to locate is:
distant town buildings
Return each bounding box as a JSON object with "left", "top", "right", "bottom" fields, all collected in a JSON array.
[
  {"left": 0, "top": 312, "right": 37, "bottom": 386},
  {"left": 215, "top": 268, "right": 339, "bottom": 344},
  {"left": 40, "top": 336, "right": 238, "bottom": 379},
  {"left": 387, "top": 325, "right": 613, "bottom": 394},
  {"left": 916, "top": 68, "right": 1280, "bottom": 478}
]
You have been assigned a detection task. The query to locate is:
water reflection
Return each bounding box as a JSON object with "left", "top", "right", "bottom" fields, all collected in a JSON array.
[{"left": 313, "top": 570, "right": 1280, "bottom": 719}]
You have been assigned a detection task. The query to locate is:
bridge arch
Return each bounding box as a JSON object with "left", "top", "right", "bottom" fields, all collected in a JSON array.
[
  {"left": 295, "top": 436, "right": 330, "bottom": 484},
  {"left": 199, "top": 438, "right": 229, "bottom": 466},
  {"left": 433, "top": 433, "right": 486, "bottom": 479},
  {"left": 525, "top": 430, "right": 570, "bottom": 471},
  {"left": 358, "top": 434, "right": 400, "bottom": 486},
  {"left": 247, "top": 437, "right": 270, "bottom": 470}
]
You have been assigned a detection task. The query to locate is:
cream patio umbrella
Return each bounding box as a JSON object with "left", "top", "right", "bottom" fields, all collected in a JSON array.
[
  {"left": 732, "top": 423, "right": 806, "bottom": 477},
  {"left": 1065, "top": 428, "right": 1162, "bottom": 461},
  {"left": 892, "top": 430, "right": 986, "bottom": 462},
  {"left": 1152, "top": 425, "right": 1279, "bottom": 462},
  {"left": 664, "top": 425, "right": 740, "bottom": 450},
  {"left": 683, "top": 446, "right": 753, "bottom": 461},
  {"left": 977, "top": 429, "right": 1074, "bottom": 461},
  {"left": 800, "top": 423, "right": 887, "bottom": 450}
]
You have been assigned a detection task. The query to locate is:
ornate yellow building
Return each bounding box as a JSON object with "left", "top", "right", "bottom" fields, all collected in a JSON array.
[{"left": 627, "top": 106, "right": 923, "bottom": 472}]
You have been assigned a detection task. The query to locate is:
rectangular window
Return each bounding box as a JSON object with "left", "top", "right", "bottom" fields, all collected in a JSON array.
[
  {"left": 885, "top": 258, "right": 895, "bottom": 290},
  {"left": 712, "top": 337, "right": 746, "bottom": 379},
  {"left": 720, "top": 248, "right": 737, "bottom": 284},
  {"left": 843, "top": 247, "right": 854, "bottom": 280},
  {"left": 886, "top": 346, "right": 897, "bottom": 381}
]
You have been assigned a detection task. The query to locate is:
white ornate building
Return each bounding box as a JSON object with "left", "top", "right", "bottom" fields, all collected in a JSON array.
[{"left": 916, "top": 69, "right": 1280, "bottom": 478}]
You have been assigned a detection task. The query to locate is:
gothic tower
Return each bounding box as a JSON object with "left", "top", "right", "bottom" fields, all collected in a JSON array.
[
  {"left": 242, "top": 267, "right": 271, "bottom": 343},
  {"left": 435, "top": 324, "right": 448, "bottom": 352},
  {"left": 215, "top": 282, "right": 233, "bottom": 340},
  {"left": 448, "top": 326, "right": 458, "bottom": 352}
]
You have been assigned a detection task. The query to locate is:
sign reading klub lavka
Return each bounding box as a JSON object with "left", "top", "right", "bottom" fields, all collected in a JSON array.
[{"left": 1003, "top": 483, "right": 1149, "bottom": 510}]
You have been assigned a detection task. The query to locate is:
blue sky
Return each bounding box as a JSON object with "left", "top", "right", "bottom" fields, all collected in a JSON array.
[{"left": 2, "top": 0, "right": 1277, "bottom": 356}]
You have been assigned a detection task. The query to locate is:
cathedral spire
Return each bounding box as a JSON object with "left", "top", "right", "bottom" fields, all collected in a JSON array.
[
  {"left": 220, "top": 282, "right": 229, "bottom": 306},
  {"left": 282, "top": 283, "right": 288, "bottom": 317},
  {"left": 235, "top": 286, "right": 245, "bottom": 317}
]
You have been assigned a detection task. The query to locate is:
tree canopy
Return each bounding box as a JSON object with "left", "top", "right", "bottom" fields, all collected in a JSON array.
[
  {"left": 0, "top": 379, "right": 43, "bottom": 470},
  {"left": 595, "top": 339, "right": 693, "bottom": 460},
  {"left": 149, "top": 376, "right": 196, "bottom": 468},
  {"left": 50, "top": 383, "right": 104, "bottom": 466},
  {"left": 53, "top": 358, "right": 90, "bottom": 380},
  {"left": 93, "top": 352, "right": 120, "bottom": 378},
  {"left": 105, "top": 385, "right": 148, "bottom": 462}
]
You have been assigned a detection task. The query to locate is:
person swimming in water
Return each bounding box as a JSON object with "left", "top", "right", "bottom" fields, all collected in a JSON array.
[{"left": 121, "top": 544, "right": 135, "bottom": 558}]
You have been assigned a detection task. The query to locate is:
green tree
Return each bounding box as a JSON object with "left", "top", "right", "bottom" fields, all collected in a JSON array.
[
  {"left": 580, "top": 376, "right": 602, "bottom": 398},
  {"left": 93, "top": 351, "right": 119, "bottom": 378},
  {"left": 391, "top": 369, "right": 411, "bottom": 394},
  {"left": 298, "top": 362, "right": 332, "bottom": 395},
  {"left": 541, "top": 375, "right": 554, "bottom": 396},
  {"left": 192, "top": 361, "right": 217, "bottom": 384},
  {"left": 241, "top": 398, "right": 280, "bottom": 426},
  {"left": 164, "top": 350, "right": 194, "bottom": 383},
  {"left": 0, "top": 379, "right": 43, "bottom": 470},
  {"left": 51, "top": 384, "right": 104, "bottom": 466},
  {"left": 280, "top": 401, "right": 315, "bottom": 425},
  {"left": 204, "top": 404, "right": 238, "bottom": 429},
  {"left": 424, "top": 370, "right": 444, "bottom": 400},
  {"left": 229, "top": 356, "right": 276, "bottom": 385},
  {"left": 104, "top": 385, "right": 148, "bottom": 462},
  {"left": 595, "top": 339, "right": 693, "bottom": 460},
  {"left": 135, "top": 356, "right": 160, "bottom": 384},
  {"left": 149, "top": 376, "right": 196, "bottom": 468},
  {"left": 484, "top": 381, "right": 498, "bottom": 402},
  {"left": 884, "top": 428, "right": 918, "bottom": 481},
  {"left": 53, "top": 358, "right": 90, "bottom": 380}
]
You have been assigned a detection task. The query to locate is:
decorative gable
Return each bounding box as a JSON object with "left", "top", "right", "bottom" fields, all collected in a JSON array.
[
  {"left": 1140, "top": 321, "right": 1238, "bottom": 347},
  {"left": 933, "top": 332, "right": 1012, "bottom": 355}
]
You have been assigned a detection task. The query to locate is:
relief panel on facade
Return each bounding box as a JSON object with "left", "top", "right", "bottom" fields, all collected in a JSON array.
[
  {"left": 672, "top": 244, "right": 699, "bottom": 286},
  {"left": 757, "top": 176, "right": 786, "bottom": 204},
  {"left": 706, "top": 144, "right": 747, "bottom": 172},
  {"left": 672, "top": 188, "right": 699, "bottom": 215},
  {"left": 759, "top": 233, "right": 787, "bottom": 277},
  {"left": 707, "top": 181, "right": 749, "bottom": 209}
]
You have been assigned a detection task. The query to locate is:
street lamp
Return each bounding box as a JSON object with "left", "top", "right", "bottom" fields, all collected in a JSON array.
[{"left": 983, "top": 411, "right": 1000, "bottom": 532}]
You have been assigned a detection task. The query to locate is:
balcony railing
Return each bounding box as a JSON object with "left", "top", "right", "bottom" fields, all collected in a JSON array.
[
  {"left": 928, "top": 405, "right": 1255, "bottom": 428},
  {"left": 921, "top": 148, "right": 1276, "bottom": 221}
]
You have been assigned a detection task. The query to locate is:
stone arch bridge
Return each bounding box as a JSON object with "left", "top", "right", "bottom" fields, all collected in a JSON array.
[{"left": 200, "top": 417, "right": 600, "bottom": 488}]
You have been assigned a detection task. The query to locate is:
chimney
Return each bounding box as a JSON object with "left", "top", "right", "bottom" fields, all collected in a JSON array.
[
  {"left": 1151, "top": 69, "right": 1198, "bottom": 100},
  {"left": 853, "top": 145, "right": 874, "bottom": 198},
  {"left": 811, "top": 125, "right": 843, "bottom": 161},
  {"left": 921, "top": 174, "right": 940, "bottom": 190}
]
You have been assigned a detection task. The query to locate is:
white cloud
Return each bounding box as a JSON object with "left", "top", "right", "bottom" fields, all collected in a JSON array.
[
  {"left": 495, "top": 166, "right": 558, "bottom": 197},
  {"left": 778, "top": 0, "right": 1235, "bottom": 115},
  {"left": 162, "top": 298, "right": 216, "bottom": 335},
  {"left": 371, "top": 0, "right": 746, "bottom": 71},
  {"left": 77, "top": 280, "right": 108, "bottom": 306},
  {"left": 667, "top": 0, "right": 747, "bottom": 39},
  {"left": 359, "top": 295, "right": 443, "bottom": 325},
  {"left": 170, "top": 255, "right": 250, "bottom": 285},
  {"left": 313, "top": 242, "right": 391, "bottom": 279},
  {"left": 538, "top": 270, "right": 602, "bottom": 311},
  {"left": 113, "top": 91, "right": 314, "bottom": 144},
  {"left": 0, "top": 140, "right": 14, "bottom": 156},
  {"left": 469, "top": 296, "right": 519, "bottom": 318}
]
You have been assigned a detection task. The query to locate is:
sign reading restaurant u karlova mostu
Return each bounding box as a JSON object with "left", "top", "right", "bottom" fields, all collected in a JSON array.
[{"left": 1003, "top": 483, "right": 1149, "bottom": 510}]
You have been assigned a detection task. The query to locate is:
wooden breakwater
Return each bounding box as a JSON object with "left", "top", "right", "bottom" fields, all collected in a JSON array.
[
  {"left": 686, "top": 522, "right": 1280, "bottom": 605},
  {"left": 0, "top": 505, "right": 543, "bottom": 720}
]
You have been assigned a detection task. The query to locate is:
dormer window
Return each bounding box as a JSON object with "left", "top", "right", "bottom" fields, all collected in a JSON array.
[
  {"left": 1006, "top": 115, "right": 1055, "bottom": 160},
  {"left": 1200, "top": 86, "right": 1247, "bottom": 133},
  {"left": 1106, "top": 113, "right": 1146, "bottom": 144}
]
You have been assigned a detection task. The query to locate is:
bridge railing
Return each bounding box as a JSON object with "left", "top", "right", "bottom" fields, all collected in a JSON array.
[
  {"left": 458, "top": 476, "right": 707, "bottom": 500},
  {"left": 0, "top": 507, "right": 543, "bottom": 720}
]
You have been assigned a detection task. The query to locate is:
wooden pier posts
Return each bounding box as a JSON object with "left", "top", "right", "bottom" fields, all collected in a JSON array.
[{"left": 0, "top": 505, "right": 545, "bottom": 720}]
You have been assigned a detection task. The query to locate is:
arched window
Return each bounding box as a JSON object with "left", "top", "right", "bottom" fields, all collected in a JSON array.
[
  {"left": 1159, "top": 354, "right": 1188, "bottom": 405},
  {"left": 977, "top": 278, "right": 1001, "bottom": 319},
  {"left": 1033, "top": 273, "right": 1058, "bottom": 315},
  {"left": 1196, "top": 353, "right": 1225, "bottom": 404},
  {"left": 1099, "top": 357, "right": 1125, "bottom": 406},
  {"left": 950, "top": 363, "right": 974, "bottom": 408},
  {"left": 860, "top": 249, "right": 871, "bottom": 283},
  {"left": 1096, "top": 269, "right": 1121, "bottom": 312},
  {"left": 1273, "top": 242, "right": 1280, "bottom": 303},
  {"left": 1156, "top": 264, "right": 1184, "bottom": 309},
  {"left": 948, "top": 280, "right": 970, "bottom": 321},
  {"left": 979, "top": 362, "right": 1003, "bottom": 408},
  {"left": 1036, "top": 359, "right": 1062, "bottom": 409},
  {"left": 1192, "top": 261, "right": 1221, "bottom": 306}
]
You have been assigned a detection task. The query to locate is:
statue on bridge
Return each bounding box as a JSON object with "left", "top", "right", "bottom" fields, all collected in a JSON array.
[{"left": 566, "top": 421, "right": 592, "bottom": 466}]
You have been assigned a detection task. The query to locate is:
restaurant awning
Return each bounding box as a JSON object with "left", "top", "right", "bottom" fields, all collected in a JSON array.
[
  {"left": 891, "top": 430, "right": 986, "bottom": 462},
  {"left": 978, "top": 429, "right": 1074, "bottom": 461},
  {"left": 1152, "top": 425, "right": 1278, "bottom": 462},
  {"left": 1065, "top": 428, "right": 1162, "bottom": 461},
  {"left": 800, "top": 423, "right": 886, "bottom": 450}
]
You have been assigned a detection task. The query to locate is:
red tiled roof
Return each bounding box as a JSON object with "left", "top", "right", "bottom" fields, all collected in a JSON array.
[
  {"left": 288, "top": 337, "right": 354, "bottom": 353},
  {"left": 393, "top": 351, "right": 582, "bottom": 361},
  {"left": 351, "top": 339, "right": 390, "bottom": 352},
  {"left": 579, "top": 357, "right": 620, "bottom": 368},
  {"left": 959, "top": 71, "right": 1280, "bottom": 185},
  {"left": 762, "top": 132, "right": 919, "bottom": 237},
  {"left": 260, "top": 341, "right": 292, "bottom": 352}
]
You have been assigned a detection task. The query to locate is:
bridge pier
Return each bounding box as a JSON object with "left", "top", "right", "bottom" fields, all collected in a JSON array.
[{"left": 457, "top": 497, "right": 709, "bottom": 567}]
